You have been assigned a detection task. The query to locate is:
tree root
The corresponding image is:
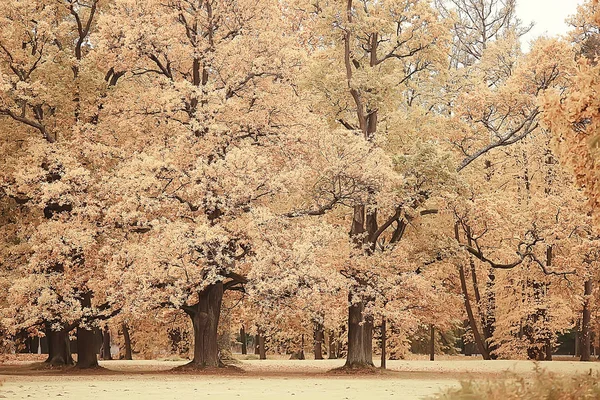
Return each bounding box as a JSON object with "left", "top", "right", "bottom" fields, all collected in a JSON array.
[{"left": 329, "top": 362, "right": 379, "bottom": 374}]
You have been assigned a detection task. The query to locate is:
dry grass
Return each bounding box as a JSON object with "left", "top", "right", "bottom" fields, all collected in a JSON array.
[{"left": 431, "top": 366, "right": 600, "bottom": 400}]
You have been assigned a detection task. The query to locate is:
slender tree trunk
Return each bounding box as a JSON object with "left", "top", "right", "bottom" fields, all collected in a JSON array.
[
  {"left": 328, "top": 330, "right": 337, "bottom": 359},
  {"left": 345, "top": 293, "right": 374, "bottom": 368},
  {"left": 102, "top": 325, "right": 112, "bottom": 360},
  {"left": 299, "top": 334, "right": 305, "bottom": 360},
  {"left": 254, "top": 334, "right": 260, "bottom": 355},
  {"left": 459, "top": 264, "right": 490, "bottom": 360},
  {"left": 314, "top": 324, "right": 324, "bottom": 360},
  {"left": 185, "top": 282, "right": 223, "bottom": 368},
  {"left": 429, "top": 325, "right": 435, "bottom": 361},
  {"left": 258, "top": 332, "right": 266, "bottom": 360},
  {"left": 581, "top": 280, "right": 593, "bottom": 361},
  {"left": 468, "top": 231, "right": 498, "bottom": 359},
  {"left": 240, "top": 326, "right": 247, "bottom": 355},
  {"left": 380, "top": 317, "right": 387, "bottom": 369},
  {"left": 456, "top": 224, "right": 490, "bottom": 360},
  {"left": 483, "top": 269, "right": 498, "bottom": 359},
  {"left": 122, "top": 323, "right": 132, "bottom": 360},
  {"left": 575, "top": 327, "right": 581, "bottom": 357},
  {"left": 45, "top": 326, "right": 73, "bottom": 366}
]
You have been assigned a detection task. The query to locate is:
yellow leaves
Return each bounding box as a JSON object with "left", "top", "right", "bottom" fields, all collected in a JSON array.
[{"left": 539, "top": 3, "right": 600, "bottom": 225}]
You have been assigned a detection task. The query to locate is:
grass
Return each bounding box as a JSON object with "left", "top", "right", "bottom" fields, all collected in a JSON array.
[{"left": 431, "top": 365, "right": 600, "bottom": 400}]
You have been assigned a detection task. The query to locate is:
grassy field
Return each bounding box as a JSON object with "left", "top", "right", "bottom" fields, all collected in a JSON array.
[{"left": 1, "top": 357, "right": 599, "bottom": 399}]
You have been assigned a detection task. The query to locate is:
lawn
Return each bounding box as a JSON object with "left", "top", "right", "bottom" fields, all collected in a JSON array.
[{"left": 1, "top": 357, "right": 599, "bottom": 400}]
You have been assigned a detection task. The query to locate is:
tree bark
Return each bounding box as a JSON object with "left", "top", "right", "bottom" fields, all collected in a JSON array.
[
  {"left": 76, "top": 292, "right": 99, "bottom": 369},
  {"left": 185, "top": 282, "right": 223, "bottom": 368},
  {"left": 482, "top": 269, "right": 498, "bottom": 359},
  {"left": 468, "top": 229, "right": 498, "bottom": 360},
  {"left": 545, "top": 339, "right": 553, "bottom": 361},
  {"left": 314, "top": 324, "right": 324, "bottom": 360},
  {"left": 429, "top": 325, "right": 435, "bottom": 361},
  {"left": 459, "top": 263, "right": 490, "bottom": 360},
  {"left": 76, "top": 326, "right": 99, "bottom": 368},
  {"left": 122, "top": 323, "right": 132, "bottom": 360},
  {"left": 581, "top": 279, "right": 593, "bottom": 362},
  {"left": 328, "top": 330, "right": 337, "bottom": 359},
  {"left": 102, "top": 325, "right": 112, "bottom": 360},
  {"left": 258, "top": 332, "right": 266, "bottom": 360},
  {"left": 380, "top": 317, "right": 387, "bottom": 369},
  {"left": 345, "top": 294, "right": 374, "bottom": 368},
  {"left": 45, "top": 325, "right": 74, "bottom": 366},
  {"left": 575, "top": 326, "right": 581, "bottom": 357},
  {"left": 240, "top": 326, "right": 247, "bottom": 355}
]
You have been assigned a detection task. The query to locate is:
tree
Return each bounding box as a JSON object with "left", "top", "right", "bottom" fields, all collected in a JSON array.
[
  {"left": 0, "top": 0, "right": 124, "bottom": 369},
  {"left": 92, "top": 0, "right": 307, "bottom": 369}
]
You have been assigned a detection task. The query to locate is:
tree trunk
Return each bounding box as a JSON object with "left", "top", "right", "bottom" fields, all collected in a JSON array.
[
  {"left": 254, "top": 334, "right": 260, "bottom": 355},
  {"left": 314, "top": 324, "right": 324, "bottom": 360},
  {"left": 345, "top": 293, "right": 374, "bottom": 368},
  {"left": 75, "top": 291, "right": 99, "bottom": 369},
  {"left": 102, "top": 325, "right": 112, "bottom": 360},
  {"left": 76, "top": 326, "right": 99, "bottom": 368},
  {"left": 581, "top": 280, "right": 593, "bottom": 362},
  {"left": 545, "top": 338, "right": 553, "bottom": 361},
  {"left": 380, "top": 317, "right": 387, "bottom": 369},
  {"left": 575, "top": 327, "right": 580, "bottom": 357},
  {"left": 429, "top": 325, "right": 435, "bottom": 361},
  {"left": 240, "top": 326, "right": 247, "bottom": 355},
  {"left": 45, "top": 326, "right": 73, "bottom": 366},
  {"left": 328, "top": 330, "right": 337, "bottom": 359},
  {"left": 459, "top": 263, "right": 490, "bottom": 360},
  {"left": 122, "top": 323, "right": 132, "bottom": 360},
  {"left": 186, "top": 282, "right": 223, "bottom": 368},
  {"left": 483, "top": 269, "right": 498, "bottom": 359},
  {"left": 468, "top": 230, "right": 498, "bottom": 360},
  {"left": 258, "top": 332, "right": 266, "bottom": 360}
]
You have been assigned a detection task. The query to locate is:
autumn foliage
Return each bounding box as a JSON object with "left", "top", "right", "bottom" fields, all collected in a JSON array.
[{"left": 0, "top": 0, "right": 599, "bottom": 370}]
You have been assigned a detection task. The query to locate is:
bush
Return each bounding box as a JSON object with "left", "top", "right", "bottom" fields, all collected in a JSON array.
[{"left": 431, "top": 367, "right": 600, "bottom": 400}]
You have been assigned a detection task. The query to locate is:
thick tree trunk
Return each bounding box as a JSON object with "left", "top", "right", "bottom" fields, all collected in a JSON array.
[
  {"left": 429, "top": 325, "right": 435, "bottom": 361},
  {"left": 76, "top": 292, "right": 99, "bottom": 369},
  {"left": 102, "top": 325, "right": 112, "bottom": 360},
  {"left": 345, "top": 294, "right": 374, "bottom": 368},
  {"left": 45, "top": 326, "right": 73, "bottom": 366},
  {"left": 581, "top": 280, "right": 593, "bottom": 362},
  {"left": 186, "top": 282, "right": 223, "bottom": 368},
  {"left": 122, "top": 323, "right": 132, "bottom": 360},
  {"left": 314, "top": 325, "right": 324, "bottom": 360},
  {"left": 240, "top": 326, "right": 247, "bottom": 355},
  {"left": 380, "top": 317, "right": 387, "bottom": 369},
  {"left": 76, "top": 326, "right": 99, "bottom": 368},
  {"left": 545, "top": 339, "right": 553, "bottom": 361},
  {"left": 258, "top": 333, "right": 266, "bottom": 360}
]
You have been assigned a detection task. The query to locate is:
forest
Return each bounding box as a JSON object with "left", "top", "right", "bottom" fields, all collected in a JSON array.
[{"left": 2, "top": 0, "right": 600, "bottom": 397}]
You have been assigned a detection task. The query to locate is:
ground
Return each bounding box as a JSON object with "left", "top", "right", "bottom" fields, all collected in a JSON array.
[{"left": 1, "top": 356, "right": 598, "bottom": 399}]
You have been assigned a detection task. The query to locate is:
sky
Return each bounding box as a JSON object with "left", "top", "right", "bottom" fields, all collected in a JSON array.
[{"left": 516, "top": 0, "right": 585, "bottom": 50}]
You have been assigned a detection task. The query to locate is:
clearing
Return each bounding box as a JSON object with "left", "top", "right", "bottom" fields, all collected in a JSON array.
[{"left": 1, "top": 356, "right": 598, "bottom": 400}]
